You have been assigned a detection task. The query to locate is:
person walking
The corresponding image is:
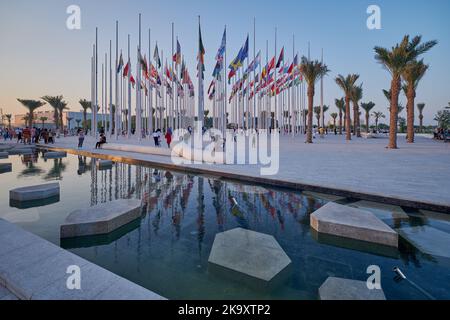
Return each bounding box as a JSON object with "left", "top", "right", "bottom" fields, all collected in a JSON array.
[
  {"left": 78, "top": 129, "right": 85, "bottom": 149},
  {"left": 165, "top": 128, "right": 172, "bottom": 148}
]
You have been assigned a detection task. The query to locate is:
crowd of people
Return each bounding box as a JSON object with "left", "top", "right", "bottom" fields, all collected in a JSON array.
[
  {"left": 0, "top": 126, "right": 57, "bottom": 144},
  {"left": 434, "top": 128, "right": 450, "bottom": 141}
]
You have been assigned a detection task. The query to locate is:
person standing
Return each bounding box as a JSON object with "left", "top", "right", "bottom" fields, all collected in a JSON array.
[
  {"left": 165, "top": 128, "right": 172, "bottom": 148},
  {"left": 78, "top": 129, "right": 85, "bottom": 149}
]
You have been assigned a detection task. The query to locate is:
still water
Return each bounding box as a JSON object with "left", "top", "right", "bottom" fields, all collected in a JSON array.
[{"left": 1, "top": 150, "right": 449, "bottom": 299}]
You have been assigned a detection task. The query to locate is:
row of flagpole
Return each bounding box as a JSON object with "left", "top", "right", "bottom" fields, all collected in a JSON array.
[{"left": 89, "top": 15, "right": 319, "bottom": 141}]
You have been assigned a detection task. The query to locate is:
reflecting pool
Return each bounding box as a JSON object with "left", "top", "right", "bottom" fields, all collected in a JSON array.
[{"left": 1, "top": 150, "right": 449, "bottom": 299}]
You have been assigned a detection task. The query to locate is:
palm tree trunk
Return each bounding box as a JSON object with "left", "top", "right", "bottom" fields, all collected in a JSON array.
[
  {"left": 356, "top": 104, "right": 361, "bottom": 137},
  {"left": 375, "top": 119, "right": 379, "bottom": 132},
  {"left": 419, "top": 114, "right": 423, "bottom": 133},
  {"left": 83, "top": 110, "right": 87, "bottom": 130},
  {"left": 345, "top": 96, "right": 351, "bottom": 141},
  {"left": 366, "top": 113, "right": 370, "bottom": 134},
  {"left": 306, "top": 85, "right": 314, "bottom": 143},
  {"left": 406, "top": 86, "right": 415, "bottom": 143},
  {"left": 388, "top": 76, "right": 400, "bottom": 149},
  {"left": 54, "top": 109, "right": 59, "bottom": 129},
  {"left": 353, "top": 102, "right": 357, "bottom": 136},
  {"left": 316, "top": 115, "right": 320, "bottom": 128},
  {"left": 338, "top": 112, "right": 343, "bottom": 135}
]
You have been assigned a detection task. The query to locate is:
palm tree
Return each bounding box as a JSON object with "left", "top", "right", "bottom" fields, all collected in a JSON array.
[
  {"left": 122, "top": 109, "right": 129, "bottom": 132},
  {"left": 335, "top": 74, "right": 359, "bottom": 141},
  {"left": 78, "top": 99, "right": 91, "bottom": 130},
  {"left": 41, "top": 95, "right": 64, "bottom": 129},
  {"left": 5, "top": 114, "right": 12, "bottom": 129},
  {"left": 313, "top": 106, "right": 329, "bottom": 128},
  {"left": 299, "top": 56, "right": 330, "bottom": 143},
  {"left": 335, "top": 98, "right": 345, "bottom": 135},
  {"left": 39, "top": 116, "right": 48, "bottom": 129},
  {"left": 57, "top": 101, "right": 68, "bottom": 130},
  {"left": 361, "top": 102, "right": 376, "bottom": 133},
  {"left": 66, "top": 117, "right": 74, "bottom": 131},
  {"left": 330, "top": 113, "right": 338, "bottom": 130},
  {"left": 372, "top": 111, "right": 385, "bottom": 132},
  {"left": 17, "top": 99, "right": 45, "bottom": 127},
  {"left": 351, "top": 84, "right": 363, "bottom": 137},
  {"left": 417, "top": 103, "right": 425, "bottom": 132},
  {"left": 374, "top": 35, "right": 437, "bottom": 149},
  {"left": 402, "top": 59, "right": 429, "bottom": 143}
]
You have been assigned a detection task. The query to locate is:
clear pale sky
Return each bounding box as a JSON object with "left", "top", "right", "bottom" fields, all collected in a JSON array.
[{"left": 0, "top": 0, "right": 449, "bottom": 125}]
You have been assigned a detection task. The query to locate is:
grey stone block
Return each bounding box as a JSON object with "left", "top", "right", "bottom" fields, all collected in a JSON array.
[
  {"left": 208, "top": 228, "right": 292, "bottom": 285},
  {"left": 0, "top": 163, "right": 12, "bottom": 173},
  {"left": 0, "top": 152, "right": 8, "bottom": 159},
  {"left": 60, "top": 199, "right": 142, "bottom": 238},
  {"left": 310, "top": 202, "right": 398, "bottom": 248},
  {"left": 8, "top": 148, "right": 33, "bottom": 155},
  {"left": 350, "top": 200, "right": 409, "bottom": 221},
  {"left": 44, "top": 151, "right": 67, "bottom": 159},
  {"left": 10, "top": 183, "right": 60, "bottom": 202},
  {"left": 319, "top": 277, "right": 386, "bottom": 300},
  {"left": 397, "top": 226, "right": 450, "bottom": 259}
]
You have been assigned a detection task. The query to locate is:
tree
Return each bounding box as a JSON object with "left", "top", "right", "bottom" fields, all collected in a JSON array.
[
  {"left": 372, "top": 111, "right": 385, "bottom": 132},
  {"left": 66, "top": 117, "right": 74, "bottom": 131},
  {"left": 417, "top": 103, "right": 425, "bottom": 133},
  {"left": 361, "top": 102, "right": 376, "bottom": 133},
  {"left": 335, "top": 98, "right": 345, "bottom": 135},
  {"left": 434, "top": 110, "right": 450, "bottom": 129},
  {"left": 335, "top": 74, "right": 359, "bottom": 141},
  {"left": 42, "top": 95, "right": 64, "bottom": 129},
  {"left": 5, "top": 114, "right": 12, "bottom": 129},
  {"left": 330, "top": 113, "right": 338, "bottom": 130},
  {"left": 57, "top": 101, "right": 69, "bottom": 130},
  {"left": 314, "top": 106, "right": 329, "bottom": 128},
  {"left": 79, "top": 99, "right": 91, "bottom": 130},
  {"left": 402, "top": 59, "right": 429, "bottom": 143},
  {"left": 122, "top": 109, "right": 129, "bottom": 132},
  {"left": 374, "top": 35, "right": 437, "bottom": 149},
  {"left": 39, "top": 116, "right": 48, "bottom": 129},
  {"left": 17, "top": 99, "right": 45, "bottom": 127},
  {"left": 299, "top": 56, "right": 330, "bottom": 143},
  {"left": 351, "top": 84, "right": 363, "bottom": 137}
]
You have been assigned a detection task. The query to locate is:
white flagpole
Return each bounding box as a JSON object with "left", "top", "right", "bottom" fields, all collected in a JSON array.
[
  {"left": 127, "top": 34, "right": 132, "bottom": 138},
  {"left": 109, "top": 40, "right": 113, "bottom": 137},
  {"left": 94, "top": 27, "right": 98, "bottom": 138},
  {"left": 223, "top": 25, "right": 227, "bottom": 138},
  {"left": 320, "top": 48, "right": 324, "bottom": 131},
  {"left": 136, "top": 13, "right": 142, "bottom": 141},
  {"left": 253, "top": 18, "right": 256, "bottom": 132},
  {"left": 148, "top": 28, "right": 153, "bottom": 138},
  {"left": 115, "top": 21, "right": 119, "bottom": 140},
  {"left": 91, "top": 44, "right": 95, "bottom": 135},
  {"left": 274, "top": 28, "right": 277, "bottom": 133},
  {"left": 197, "top": 16, "right": 204, "bottom": 130},
  {"left": 101, "top": 61, "right": 104, "bottom": 132}
]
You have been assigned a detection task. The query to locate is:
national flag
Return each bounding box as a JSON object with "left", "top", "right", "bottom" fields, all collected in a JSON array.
[
  {"left": 153, "top": 43, "right": 161, "bottom": 69},
  {"left": 267, "top": 56, "right": 276, "bottom": 73},
  {"left": 207, "top": 80, "right": 215, "bottom": 95},
  {"left": 123, "top": 62, "right": 130, "bottom": 78},
  {"left": 117, "top": 52, "right": 124, "bottom": 74},
  {"left": 165, "top": 65, "right": 172, "bottom": 81},
  {"left": 287, "top": 62, "right": 294, "bottom": 74},
  {"left": 293, "top": 54, "right": 298, "bottom": 66},
  {"left": 130, "top": 75, "right": 136, "bottom": 88},
  {"left": 247, "top": 51, "right": 261, "bottom": 73},
  {"left": 150, "top": 64, "right": 158, "bottom": 79},
  {"left": 173, "top": 40, "right": 181, "bottom": 65},
  {"left": 215, "top": 28, "right": 226, "bottom": 61},
  {"left": 197, "top": 22, "right": 206, "bottom": 79},
  {"left": 239, "top": 36, "right": 249, "bottom": 63},
  {"left": 276, "top": 47, "right": 284, "bottom": 68}
]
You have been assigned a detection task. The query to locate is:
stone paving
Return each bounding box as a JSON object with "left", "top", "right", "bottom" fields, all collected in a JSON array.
[{"left": 11, "top": 132, "right": 448, "bottom": 210}]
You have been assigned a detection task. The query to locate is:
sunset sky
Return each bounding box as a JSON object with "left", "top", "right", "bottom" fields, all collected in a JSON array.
[{"left": 0, "top": 0, "right": 449, "bottom": 125}]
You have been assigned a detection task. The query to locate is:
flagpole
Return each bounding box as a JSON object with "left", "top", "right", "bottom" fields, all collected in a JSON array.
[
  {"left": 197, "top": 16, "right": 204, "bottom": 131},
  {"left": 292, "top": 34, "right": 295, "bottom": 137},
  {"left": 127, "top": 34, "right": 132, "bottom": 138},
  {"left": 136, "top": 13, "right": 142, "bottom": 141},
  {"left": 223, "top": 25, "right": 227, "bottom": 139},
  {"left": 109, "top": 40, "right": 113, "bottom": 137},
  {"left": 148, "top": 28, "right": 153, "bottom": 138},
  {"left": 274, "top": 27, "right": 277, "bottom": 133},
  {"left": 171, "top": 22, "right": 174, "bottom": 132},
  {"left": 253, "top": 18, "right": 256, "bottom": 132},
  {"left": 91, "top": 44, "right": 95, "bottom": 136},
  {"left": 320, "top": 48, "right": 324, "bottom": 132},
  {"left": 95, "top": 27, "right": 98, "bottom": 138},
  {"left": 115, "top": 21, "right": 119, "bottom": 140}
]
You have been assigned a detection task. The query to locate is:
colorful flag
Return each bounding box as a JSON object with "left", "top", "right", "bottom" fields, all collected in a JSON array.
[
  {"left": 276, "top": 47, "right": 284, "bottom": 68},
  {"left": 123, "top": 62, "right": 130, "bottom": 78},
  {"left": 216, "top": 28, "right": 226, "bottom": 61},
  {"left": 173, "top": 40, "right": 181, "bottom": 65},
  {"left": 130, "top": 75, "right": 136, "bottom": 88},
  {"left": 117, "top": 52, "right": 124, "bottom": 74},
  {"left": 153, "top": 43, "right": 161, "bottom": 69},
  {"left": 197, "top": 23, "right": 205, "bottom": 79}
]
